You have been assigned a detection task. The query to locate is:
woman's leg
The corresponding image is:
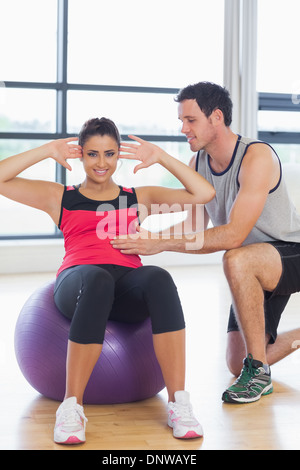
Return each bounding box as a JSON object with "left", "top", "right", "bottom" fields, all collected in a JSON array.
[
  {"left": 110, "top": 265, "right": 202, "bottom": 438},
  {"left": 54, "top": 265, "right": 115, "bottom": 404},
  {"left": 152, "top": 329, "right": 186, "bottom": 402},
  {"left": 65, "top": 341, "right": 102, "bottom": 405},
  {"left": 110, "top": 265, "right": 187, "bottom": 402}
]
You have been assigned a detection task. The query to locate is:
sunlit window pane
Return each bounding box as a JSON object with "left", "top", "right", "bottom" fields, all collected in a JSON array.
[
  {"left": 0, "top": 140, "right": 56, "bottom": 236},
  {"left": 68, "top": 0, "right": 224, "bottom": 88},
  {"left": 0, "top": 89, "right": 56, "bottom": 133},
  {"left": 272, "top": 144, "right": 300, "bottom": 165},
  {"left": 257, "top": 0, "right": 300, "bottom": 94},
  {"left": 67, "top": 91, "right": 181, "bottom": 136},
  {"left": 0, "top": 0, "right": 57, "bottom": 82},
  {"left": 258, "top": 111, "right": 300, "bottom": 133}
]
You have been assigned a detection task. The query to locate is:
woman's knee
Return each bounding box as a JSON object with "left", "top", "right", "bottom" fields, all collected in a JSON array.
[
  {"left": 137, "top": 265, "right": 175, "bottom": 290},
  {"left": 54, "top": 265, "right": 115, "bottom": 317},
  {"left": 82, "top": 266, "right": 114, "bottom": 293},
  {"left": 66, "top": 267, "right": 115, "bottom": 344},
  {"left": 136, "top": 266, "right": 181, "bottom": 305},
  {"left": 138, "top": 266, "right": 185, "bottom": 333}
]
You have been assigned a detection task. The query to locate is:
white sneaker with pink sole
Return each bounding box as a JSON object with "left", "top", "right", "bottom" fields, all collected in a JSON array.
[
  {"left": 167, "top": 391, "right": 203, "bottom": 439},
  {"left": 54, "top": 397, "right": 88, "bottom": 445}
]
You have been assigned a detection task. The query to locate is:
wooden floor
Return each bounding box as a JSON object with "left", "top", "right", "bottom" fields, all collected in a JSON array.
[{"left": 1, "top": 264, "right": 300, "bottom": 451}]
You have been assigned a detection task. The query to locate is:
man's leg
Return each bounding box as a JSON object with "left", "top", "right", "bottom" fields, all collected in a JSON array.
[
  {"left": 226, "top": 328, "right": 300, "bottom": 378},
  {"left": 222, "top": 243, "right": 282, "bottom": 403},
  {"left": 223, "top": 243, "right": 282, "bottom": 364},
  {"left": 226, "top": 331, "right": 271, "bottom": 377}
]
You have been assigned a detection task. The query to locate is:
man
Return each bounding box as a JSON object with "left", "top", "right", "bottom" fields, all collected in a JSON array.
[{"left": 112, "top": 81, "right": 300, "bottom": 404}]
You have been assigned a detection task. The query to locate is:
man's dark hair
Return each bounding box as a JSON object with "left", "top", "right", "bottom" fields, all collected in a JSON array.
[{"left": 175, "top": 82, "right": 233, "bottom": 127}]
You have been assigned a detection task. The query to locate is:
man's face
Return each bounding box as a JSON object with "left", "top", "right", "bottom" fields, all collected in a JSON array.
[{"left": 178, "top": 99, "right": 216, "bottom": 152}]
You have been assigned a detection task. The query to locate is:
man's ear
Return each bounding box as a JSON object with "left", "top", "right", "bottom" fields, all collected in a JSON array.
[{"left": 212, "top": 108, "right": 224, "bottom": 125}]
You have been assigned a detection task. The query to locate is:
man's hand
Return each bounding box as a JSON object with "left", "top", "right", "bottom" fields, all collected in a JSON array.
[{"left": 110, "top": 225, "right": 164, "bottom": 256}]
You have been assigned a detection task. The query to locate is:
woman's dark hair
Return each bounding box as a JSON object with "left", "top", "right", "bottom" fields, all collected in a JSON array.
[
  {"left": 78, "top": 117, "right": 121, "bottom": 148},
  {"left": 175, "top": 82, "right": 233, "bottom": 127}
]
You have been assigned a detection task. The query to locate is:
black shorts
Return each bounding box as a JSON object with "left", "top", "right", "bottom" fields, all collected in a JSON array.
[{"left": 227, "top": 241, "right": 300, "bottom": 343}]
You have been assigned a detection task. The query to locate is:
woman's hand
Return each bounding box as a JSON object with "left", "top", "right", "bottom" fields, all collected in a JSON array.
[
  {"left": 119, "top": 135, "right": 166, "bottom": 173},
  {"left": 49, "top": 137, "right": 82, "bottom": 171},
  {"left": 0, "top": 137, "right": 82, "bottom": 222}
]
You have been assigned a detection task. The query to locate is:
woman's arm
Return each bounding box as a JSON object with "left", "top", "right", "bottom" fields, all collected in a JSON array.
[
  {"left": 0, "top": 138, "right": 82, "bottom": 224},
  {"left": 120, "top": 136, "right": 215, "bottom": 220}
]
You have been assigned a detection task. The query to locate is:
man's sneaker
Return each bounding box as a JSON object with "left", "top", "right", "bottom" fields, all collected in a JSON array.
[
  {"left": 222, "top": 354, "right": 273, "bottom": 404},
  {"left": 167, "top": 391, "right": 203, "bottom": 439},
  {"left": 54, "top": 397, "right": 88, "bottom": 444}
]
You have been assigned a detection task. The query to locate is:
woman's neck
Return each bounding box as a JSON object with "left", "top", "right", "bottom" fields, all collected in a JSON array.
[{"left": 79, "top": 178, "right": 120, "bottom": 200}]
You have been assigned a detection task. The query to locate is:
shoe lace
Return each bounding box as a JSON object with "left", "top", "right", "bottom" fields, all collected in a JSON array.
[
  {"left": 173, "top": 402, "right": 194, "bottom": 421},
  {"left": 61, "top": 406, "right": 87, "bottom": 425},
  {"left": 235, "top": 354, "right": 257, "bottom": 386}
]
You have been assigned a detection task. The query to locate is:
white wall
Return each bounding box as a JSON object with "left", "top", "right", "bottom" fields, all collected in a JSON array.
[{"left": 0, "top": 238, "right": 223, "bottom": 274}]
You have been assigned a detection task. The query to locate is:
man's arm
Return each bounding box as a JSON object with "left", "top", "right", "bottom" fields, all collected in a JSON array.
[{"left": 111, "top": 143, "right": 279, "bottom": 255}]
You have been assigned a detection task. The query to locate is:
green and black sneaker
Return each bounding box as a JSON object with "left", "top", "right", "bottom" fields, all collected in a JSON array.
[{"left": 222, "top": 354, "right": 273, "bottom": 404}]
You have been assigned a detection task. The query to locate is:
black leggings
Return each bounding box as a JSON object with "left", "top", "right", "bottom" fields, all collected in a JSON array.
[{"left": 54, "top": 264, "right": 185, "bottom": 344}]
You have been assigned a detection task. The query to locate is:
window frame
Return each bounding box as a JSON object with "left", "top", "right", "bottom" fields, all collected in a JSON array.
[
  {"left": 0, "top": 0, "right": 185, "bottom": 240},
  {"left": 1, "top": 0, "right": 299, "bottom": 240},
  {"left": 258, "top": 92, "right": 300, "bottom": 144}
]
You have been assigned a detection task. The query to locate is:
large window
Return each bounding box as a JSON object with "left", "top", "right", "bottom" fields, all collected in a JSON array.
[
  {"left": 0, "top": 1, "right": 57, "bottom": 83},
  {"left": 257, "top": 0, "right": 300, "bottom": 160},
  {"left": 67, "top": 0, "right": 224, "bottom": 89},
  {"left": 0, "top": 0, "right": 224, "bottom": 239}
]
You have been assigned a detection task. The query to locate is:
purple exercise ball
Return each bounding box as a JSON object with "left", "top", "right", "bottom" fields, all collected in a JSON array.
[{"left": 14, "top": 281, "right": 165, "bottom": 404}]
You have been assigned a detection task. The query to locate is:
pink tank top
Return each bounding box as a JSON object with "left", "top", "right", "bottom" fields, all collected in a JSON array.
[{"left": 57, "top": 185, "right": 142, "bottom": 276}]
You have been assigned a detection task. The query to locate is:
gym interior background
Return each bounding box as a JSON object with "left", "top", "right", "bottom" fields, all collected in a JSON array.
[
  {"left": 1, "top": 0, "right": 300, "bottom": 273},
  {"left": 1, "top": 0, "right": 300, "bottom": 451}
]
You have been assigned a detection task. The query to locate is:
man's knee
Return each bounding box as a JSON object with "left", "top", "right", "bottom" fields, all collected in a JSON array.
[{"left": 222, "top": 248, "right": 247, "bottom": 280}]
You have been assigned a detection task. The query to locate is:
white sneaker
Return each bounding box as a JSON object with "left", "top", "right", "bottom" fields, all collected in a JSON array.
[
  {"left": 167, "top": 391, "right": 203, "bottom": 439},
  {"left": 54, "top": 397, "right": 88, "bottom": 445}
]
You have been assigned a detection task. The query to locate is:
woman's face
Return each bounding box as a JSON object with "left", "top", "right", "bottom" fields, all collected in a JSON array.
[{"left": 81, "top": 134, "right": 119, "bottom": 184}]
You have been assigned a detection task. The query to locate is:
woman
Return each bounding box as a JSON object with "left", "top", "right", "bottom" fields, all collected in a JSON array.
[{"left": 0, "top": 117, "right": 215, "bottom": 444}]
